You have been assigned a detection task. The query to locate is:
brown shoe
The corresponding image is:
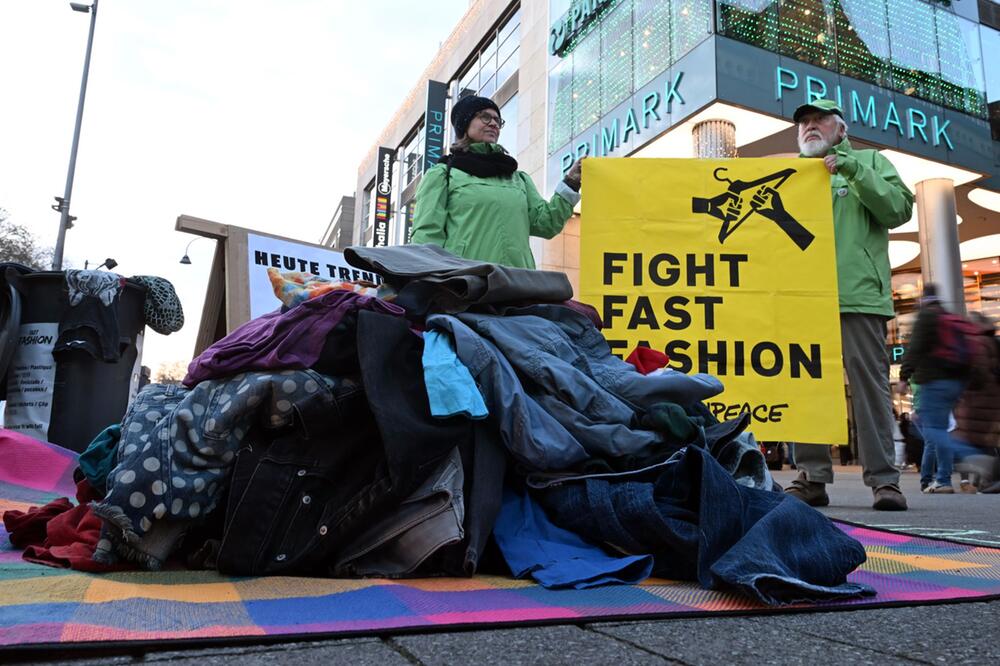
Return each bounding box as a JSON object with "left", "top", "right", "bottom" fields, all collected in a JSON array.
[
  {"left": 784, "top": 471, "right": 829, "bottom": 507},
  {"left": 873, "top": 484, "right": 908, "bottom": 511}
]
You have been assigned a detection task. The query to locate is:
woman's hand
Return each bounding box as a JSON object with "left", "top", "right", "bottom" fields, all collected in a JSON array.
[{"left": 564, "top": 157, "right": 584, "bottom": 191}]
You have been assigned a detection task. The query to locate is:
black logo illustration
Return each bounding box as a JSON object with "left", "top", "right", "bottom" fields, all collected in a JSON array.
[{"left": 692, "top": 167, "right": 815, "bottom": 251}]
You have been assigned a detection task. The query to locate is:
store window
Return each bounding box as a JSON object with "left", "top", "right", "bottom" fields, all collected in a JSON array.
[
  {"left": 361, "top": 184, "right": 373, "bottom": 232},
  {"left": 499, "top": 94, "right": 519, "bottom": 155},
  {"left": 401, "top": 129, "right": 423, "bottom": 187},
  {"left": 455, "top": 6, "right": 521, "bottom": 100},
  {"left": 497, "top": 12, "right": 520, "bottom": 89}
]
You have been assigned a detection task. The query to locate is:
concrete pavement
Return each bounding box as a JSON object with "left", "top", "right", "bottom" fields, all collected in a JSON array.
[{"left": 20, "top": 466, "right": 1000, "bottom": 665}]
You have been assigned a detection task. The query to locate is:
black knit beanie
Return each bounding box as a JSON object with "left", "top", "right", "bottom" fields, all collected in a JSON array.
[{"left": 451, "top": 95, "right": 501, "bottom": 138}]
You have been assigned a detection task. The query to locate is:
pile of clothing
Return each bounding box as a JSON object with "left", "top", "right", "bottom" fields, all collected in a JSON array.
[{"left": 3, "top": 245, "right": 873, "bottom": 606}]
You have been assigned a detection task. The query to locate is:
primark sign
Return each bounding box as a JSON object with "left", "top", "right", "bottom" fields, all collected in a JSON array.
[
  {"left": 546, "top": 36, "right": 994, "bottom": 192},
  {"left": 775, "top": 66, "right": 954, "bottom": 150}
]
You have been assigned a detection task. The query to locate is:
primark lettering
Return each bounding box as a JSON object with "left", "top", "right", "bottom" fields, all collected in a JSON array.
[
  {"left": 557, "top": 71, "right": 686, "bottom": 174},
  {"left": 776, "top": 66, "right": 954, "bottom": 150}
]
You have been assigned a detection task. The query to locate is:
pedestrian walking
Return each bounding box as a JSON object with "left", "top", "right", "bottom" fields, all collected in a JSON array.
[
  {"left": 898, "top": 285, "right": 997, "bottom": 493},
  {"left": 952, "top": 311, "right": 1000, "bottom": 491},
  {"left": 409, "top": 94, "right": 583, "bottom": 268},
  {"left": 783, "top": 99, "right": 913, "bottom": 511},
  {"left": 899, "top": 411, "right": 924, "bottom": 470}
]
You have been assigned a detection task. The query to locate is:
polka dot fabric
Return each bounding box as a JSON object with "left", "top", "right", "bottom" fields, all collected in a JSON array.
[{"left": 92, "top": 369, "right": 337, "bottom": 568}]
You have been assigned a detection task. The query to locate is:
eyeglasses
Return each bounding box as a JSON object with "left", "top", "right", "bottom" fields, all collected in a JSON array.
[{"left": 475, "top": 111, "right": 505, "bottom": 128}]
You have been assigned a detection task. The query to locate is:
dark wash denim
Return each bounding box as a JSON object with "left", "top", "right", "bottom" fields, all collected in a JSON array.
[
  {"left": 455, "top": 311, "right": 664, "bottom": 459},
  {"left": 470, "top": 304, "right": 724, "bottom": 409},
  {"left": 526, "top": 413, "right": 763, "bottom": 490},
  {"left": 344, "top": 244, "right": 573, "bottom": 315},
  {"left": 537, "top": 445, "right": 873, "bottom": 606},
  {"left": 218, "top": 310, "right": 470, "bottom": 576},
  {"left": 423, "top": 417, "right": 507, "bottom": 576}
]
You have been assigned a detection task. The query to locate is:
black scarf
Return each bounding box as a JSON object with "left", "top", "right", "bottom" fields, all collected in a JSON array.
[{"left": 444, "top": 149, "right": 518, "bottom": 178}]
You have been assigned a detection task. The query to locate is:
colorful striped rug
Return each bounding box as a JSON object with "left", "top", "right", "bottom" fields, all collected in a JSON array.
[{"left": 3, "top": 432, "right": 1000, "bottom": 650}]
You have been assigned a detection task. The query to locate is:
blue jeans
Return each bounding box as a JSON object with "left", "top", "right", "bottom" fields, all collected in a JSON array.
[{"left": 915, "top": 379, "right": 966, "bottom": 487}]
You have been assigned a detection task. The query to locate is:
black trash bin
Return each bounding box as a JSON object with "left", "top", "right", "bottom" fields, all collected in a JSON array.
[{"left": 3, "top": 270, "right": 146, "bottom": 452}]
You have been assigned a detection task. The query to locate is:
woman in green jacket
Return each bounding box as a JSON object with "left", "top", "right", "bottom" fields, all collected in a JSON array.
[{"left": 409, "top": 95, "right": 583, "bottom": 269}]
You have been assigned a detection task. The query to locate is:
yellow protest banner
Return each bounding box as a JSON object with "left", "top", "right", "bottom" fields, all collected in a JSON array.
[{"left": 581, "top": 158, "right": 847, "bottom": 444}]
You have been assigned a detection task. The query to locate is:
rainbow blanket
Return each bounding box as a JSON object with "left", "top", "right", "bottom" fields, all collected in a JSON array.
[{"left": 3, "top": 432, "right": 1000, "bottom": 649}]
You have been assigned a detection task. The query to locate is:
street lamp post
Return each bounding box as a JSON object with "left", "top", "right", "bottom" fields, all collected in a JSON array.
[{"left": 51, "top": 0, "right": 99, "bottom": 271}]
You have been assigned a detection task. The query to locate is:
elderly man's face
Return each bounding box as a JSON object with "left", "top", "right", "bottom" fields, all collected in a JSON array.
[{"left": 797, "top": 112, "right": 844, "bottom": 157}]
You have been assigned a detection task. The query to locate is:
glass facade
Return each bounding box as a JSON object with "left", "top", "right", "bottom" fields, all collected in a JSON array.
[
  {"left": 401, "top": 129, "right": 424, "bottom": 187},
  {"left": 983, "top": 25, "right": 1000, "bottom": 140},
  {"left": 717, "top": 0, "right": 989, "bottom": 118},
  {"left": 549, "top": 0, "right": 997, "bottom": 155},
  {"left": 456, "top": 7, "right": 521, "bottom": 99},
  {"left": 548, "top": 0, "right": 713, "bottom": 153},
  {"left": 499, "top": 94, "right": 520, "bottom": 155},
  {"left": 361, "top": 185, "right": 373, "bottom": 232}
]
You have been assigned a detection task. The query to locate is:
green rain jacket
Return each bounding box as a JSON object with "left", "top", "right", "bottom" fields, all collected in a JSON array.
[
  {"left": 817, "top": 138, "right": 914, "bottom": 317},
  {"left": 409, "top": 143, "right": 578, "bottom": 269}
]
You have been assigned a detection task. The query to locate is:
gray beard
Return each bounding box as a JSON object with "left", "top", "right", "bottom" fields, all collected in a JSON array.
[{"left": 798, "top": 136, "right": 833, "bottom": 157}]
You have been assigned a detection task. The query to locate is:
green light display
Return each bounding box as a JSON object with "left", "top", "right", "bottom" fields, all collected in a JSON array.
[
  {"left": 935, "top": 10, "right": 987, "bottom": 117},
  {"left": 547, "top": 0, "right": 989, "bottom": 156},
  {"left": 887, "top": 0, "right": 941, "bottom": 104},
  {"left": 548, "top": 57, "right": 575, "bottom": 152},
  {"left": 715, "top": 0, "right": 988, "bottom": 119},
  {"left": 717, "top": 0, "right": 778, "bottom": 52},
  {"left": 672, "top": 0, "right": 712, "bottom": 60},
  {"left": 601, "top": 0, "right": 633, "bottom": 115},
  {"left": 572, "top": 29, "right": 602, "bottom": 135},
  {"left": 777, "top": 0, "right": 838, "bottom": 70},
  {"left": 832, "top": 0, "right": 892, "bottom": 89},
  {"left": 633, "top": 0, "right": 671, "bottom": 90}
]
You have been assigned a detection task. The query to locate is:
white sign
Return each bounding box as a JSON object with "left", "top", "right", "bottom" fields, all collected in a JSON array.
[
  {"left": 246, "top": 233, "right": 381, "bottom": 319},
  {"left": 3, "top": 323, "right": 58, "bottom": 441}
]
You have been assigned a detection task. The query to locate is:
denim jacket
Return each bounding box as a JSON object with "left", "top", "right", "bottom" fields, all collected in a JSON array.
[{"left": 93, "top": 369, "right": 338, "bottom": 569}]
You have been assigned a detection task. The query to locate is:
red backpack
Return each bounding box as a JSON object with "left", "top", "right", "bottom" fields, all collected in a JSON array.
[{"left": 932, "top": 312, "right": 978, "bottom": 369}]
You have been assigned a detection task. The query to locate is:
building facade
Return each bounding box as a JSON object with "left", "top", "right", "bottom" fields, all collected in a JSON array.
[{"left": 331, "top": 0, "right": 1000, "bottom": 351}]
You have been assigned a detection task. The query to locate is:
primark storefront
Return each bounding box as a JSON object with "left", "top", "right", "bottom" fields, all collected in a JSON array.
[{"left": 542, "top": 0, "right": 1000, "bottom": 399}]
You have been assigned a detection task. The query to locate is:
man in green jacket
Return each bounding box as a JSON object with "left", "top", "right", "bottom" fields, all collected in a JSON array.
[{"left": 785, "top": 99, "right": 914, "bottom": 511}]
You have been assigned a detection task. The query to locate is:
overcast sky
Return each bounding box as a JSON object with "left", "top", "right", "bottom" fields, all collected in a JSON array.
[{"left": 0, "top": 0, "right": 470, "bottom": 372}]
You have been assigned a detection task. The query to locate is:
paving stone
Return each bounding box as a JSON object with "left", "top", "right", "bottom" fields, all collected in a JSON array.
[
  {"left": 592, "top": 617, "right": 923, "bottom": 666},
  {"left": 393, "top": 624, "right": 668, "bottom": 665},
  {"left": 767, "top": 602, "right": 1000, "bottom": 666}
]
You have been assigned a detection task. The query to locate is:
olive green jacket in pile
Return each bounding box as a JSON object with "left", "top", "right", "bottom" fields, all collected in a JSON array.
[
  {"left": 819, "top": 138, "right": 914, "bottom": 317},
  {"left": 409, "top": 143, "right": 579, "bottom": 269}
]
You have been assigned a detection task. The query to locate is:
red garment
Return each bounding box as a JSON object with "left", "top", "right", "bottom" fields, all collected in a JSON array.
[
  {"left": 3, "top": 498, "right": 73, "bottom": 549},
  {"left": 2, "top": 479, "right": 126, "bottom": 572},
  {"left": 626, "top": 346, "right": 670, "bottom": 375}
]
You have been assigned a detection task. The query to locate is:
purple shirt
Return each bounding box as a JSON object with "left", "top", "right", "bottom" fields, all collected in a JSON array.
[{"left": 184, "top": 290, "right": 405, "bottom": 387}]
